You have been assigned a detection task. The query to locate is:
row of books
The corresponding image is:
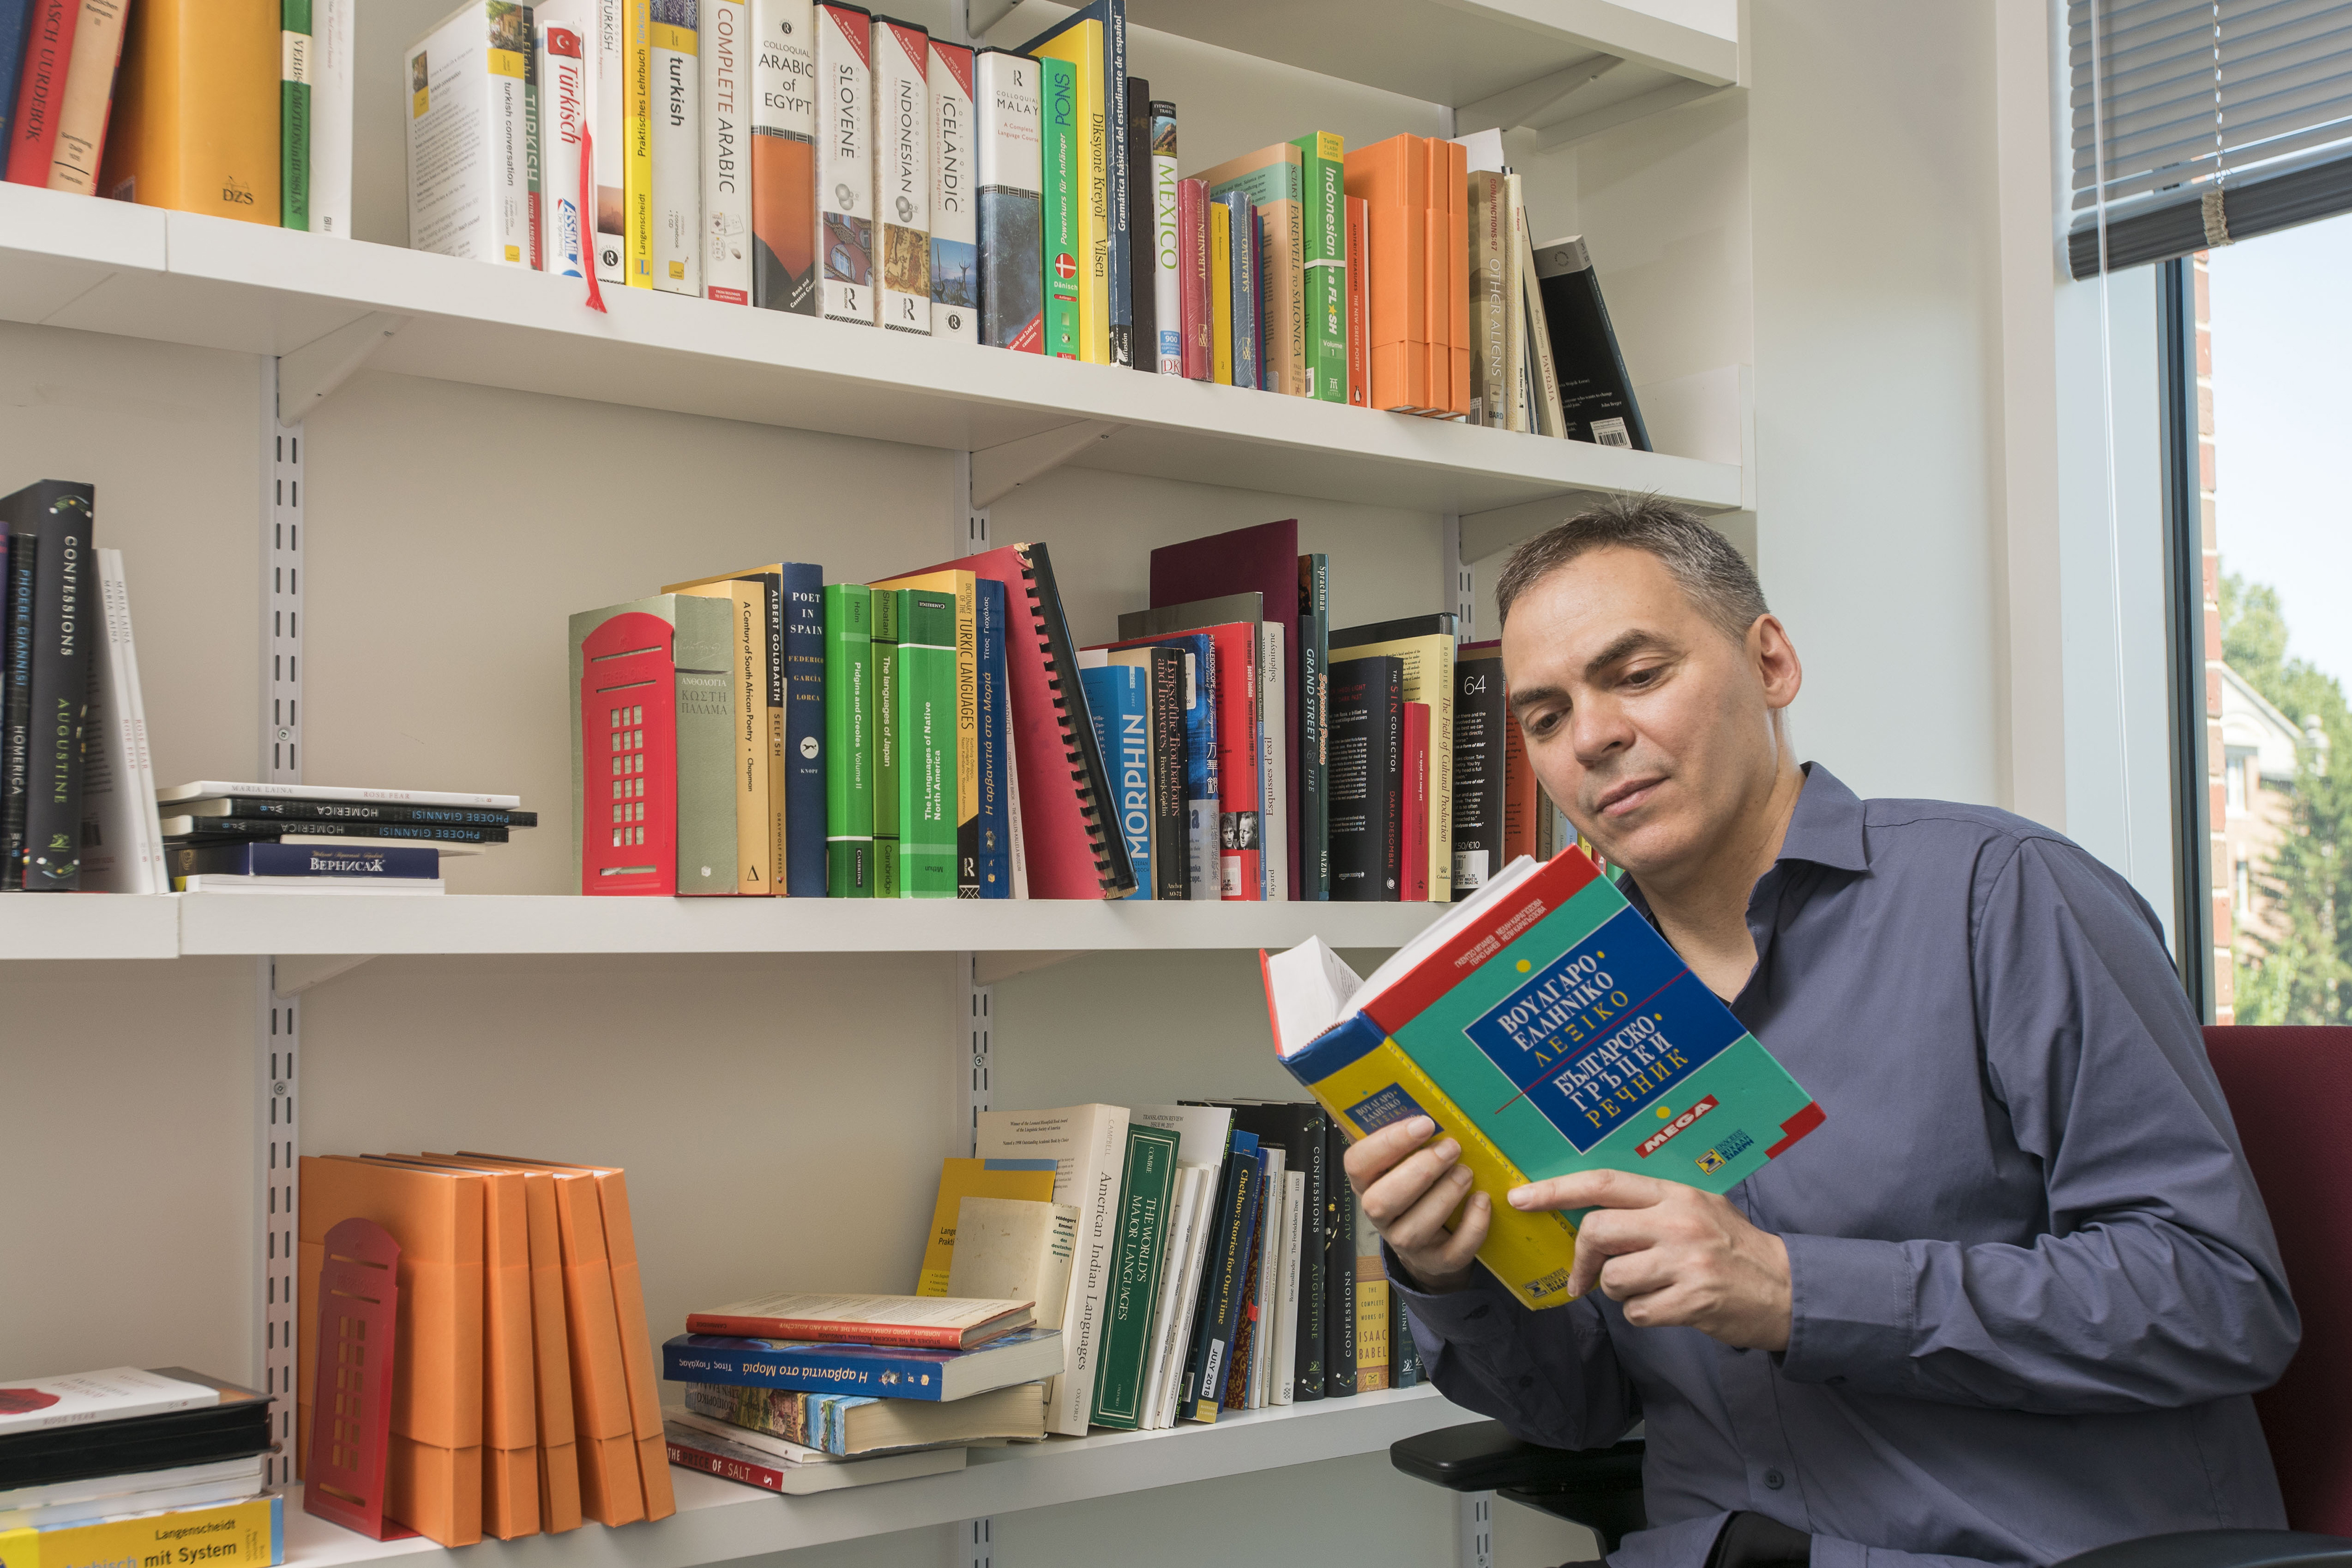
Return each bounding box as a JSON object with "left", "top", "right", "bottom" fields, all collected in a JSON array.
[
  {"left": 156, "top": 781, "right": 540, "bottom": 893},
  {"left": 296, "top": 1150, "right": 676, "bottom": 1546},
  {"left": 1, "top": 0, "right": 356, "bottom": 232},
  {"left": 0, "top": 1366, "right": 282, "bottom": 1564}
]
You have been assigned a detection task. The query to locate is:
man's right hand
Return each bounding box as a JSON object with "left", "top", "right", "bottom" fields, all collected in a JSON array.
[{"left": 1345, "top": 1116, "right": 1492, "bottom": 1293}]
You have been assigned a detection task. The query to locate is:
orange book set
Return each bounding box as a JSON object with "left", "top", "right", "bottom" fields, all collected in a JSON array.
[{"left": 1343, "top": 133, "right": 1469, "bottom": 421}]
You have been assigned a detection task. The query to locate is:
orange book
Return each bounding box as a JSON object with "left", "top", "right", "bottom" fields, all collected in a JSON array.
[
  {"left": 1421, "top": 136, "right": 1448, "bottom": 416},
  {"left": 462, "top": 1156, "right": 674, "bottom": 1522},
  {"left": 96, "top": 0, "right": 278, "bottom": 221},
  {"left": 297, "top": 1156, "right": 485, "bottom": 1549},
  {"left": 1445, "top": 139, "right": 1471, "bottom": 418},
  {"left": 1342, "top": 134, "right": 1428, "bottom": 414}
]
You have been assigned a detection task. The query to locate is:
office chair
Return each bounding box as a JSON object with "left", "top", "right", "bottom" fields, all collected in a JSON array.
[{"left": 1390, "top": 1026, "right": 2352, "bottom": 1567}]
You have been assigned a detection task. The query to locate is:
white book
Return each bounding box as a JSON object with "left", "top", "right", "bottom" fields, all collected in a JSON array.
[
  {"left": 0, "top": 1471, "right": 265, "bottom": 1533},
  {"left": 158, "top": 782, "right": 524, "bottom": 807},
  {"left": 975, "top": 1103, "right": 1130, "bottom": 1436},
  {"left": 0, "top": 1368, "right": 217, "bottom": 1436},
  {"left": 1150, "top": 98, "right": 1178, "bottom": 372},
  {"left": 870, "top": 16, "right": 930, "bottom": 335},
  {"left": 1136, "top": 1164, "right": 1204, "bottom": 1430},
  {"left": 176, "top": 876, "right": 447, "bottom": 894},
  {"left": 651, "top": 1, "right": 702, "bottom": 294},
  {"left": 1128, "top": 1103, "right": 1233, "bottom": 1426},
  {"left": 928, "top": 40, "right": 976, "bottom": 341},
  {"left": 593, "top": 0, "right": 627, "bottom": 282},
  {"left": 309, "top": 0, "right": 354, "bottom": 237},
  {"left": 81, "top": 549, "right": 158, "bottom": 894},
  {"left": 974, "top": 48, "right": 1040, "bottom": 352},
  {"left": 405, "top": 2, "right": 535, "bottom": 265},
  {"left": 814, "top": 1, "right": 872, "bottom": 324},
  {"left": 1273, "top": 1169, "right": 1304, "bottom": 1406},
  {"left": 701, "top": 0, "right": 750, "bottom": 302},
  {"left": 1259, "top": 622, "right": 1286, "bottom": 899},
  {"left": 749, "top": 0, "right": 816, "bottom": 312},
  {"left": 0, "top": 1457, "right": 263, "bottom": 1513},
  {"left": 1247, "top": 1144, "right": 1285, "bottom": 1407},
  {"left": 535, "top": 2, "right": 595, "bottom": 279}
]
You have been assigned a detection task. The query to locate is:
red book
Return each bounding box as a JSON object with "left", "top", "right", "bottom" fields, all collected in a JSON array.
[
  {"left": 1106, "top": 622, "right": 1261, "bottom": 900},
  {"left": 684, "top": 1293, "right": 1032, "bottom": 1348},
  {"left": 1345, "top": 194, "right": 1369, "bottom": 408},
  {"left": 577, "top": 611, "right": 680, "bottom": 897},
  {"left": 1179, "top": 175, "right": 1210, "bottom": 380},
  {"left": 1401, "top": 699, "right": 1430, "bottom": 901},
  {"left": 1150, "top": 518, "right": 1300, "bottom": 900},
  {"left": 5, "top": 0, "right": 78, "bottom": 186}
]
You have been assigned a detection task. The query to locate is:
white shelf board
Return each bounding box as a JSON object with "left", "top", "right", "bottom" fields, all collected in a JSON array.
[
  {"left": 1121, "top": 0, "right": 1738, "bottom": 106},
  {"left": 282, "top": 1387, "right": 1477, "bottom": 1568},
  {"left": 0, "top": 185, "right": 1742, "bottom": 518},
  {"left": 0, "top": 893, "right": 178, "bottom": 959},
  {"left": 172, "top": 892, "right": 1446, "bottom": 959}
]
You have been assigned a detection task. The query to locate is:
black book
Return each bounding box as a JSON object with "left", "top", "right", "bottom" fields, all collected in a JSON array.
[
  {"left": 1392, "top": 1290, "right": 1425, "bottom": 1387},
  {"left": 6, "top": 480, "right": 95, "bottom": 890},
  {"left": 1297, "top": 554, "right": 1329, "bottom": 900},
  {"left": 1325, "top": 1117, "right": 1357, "bottom": 1396},
  {"left": 0, "top": 1370, "right": 270, "bottom": 1488},
  {"left": 1328, "top": 654, "right": 1403, "bottom": 902},
  {"left": 1145, "top": 645, "right": 1188, "bottom": 899},
  {"left": 1327, "top": 610, "right": 1457, "bottom": 648},
  {"left": 163, "top": 816, "right": 510, "bottom": 845},
  {"left": 1533, "top": 234, "right": 1651, "bottom": 451},
  {"left": 0, "top": 520, "right": 30, "bottom": 885},
  {"left": 1179, "top": 1130, "right": 1261, "bottom": 1420},
  {"left": 172, "top": 797, "right": 536, "bottom": 828},
  {"left": 1124, "top": 75, "right": 1154, "bottom": 374},
  {"left": 1211, "top": 1100, "right": 1329, "bottom": 1401},
  {"left": 1452, "top": 642, "right": 1506, "bottom": 899},
  {"left": 1023, "top": 540, "right": 1136, "bottom": 895}
]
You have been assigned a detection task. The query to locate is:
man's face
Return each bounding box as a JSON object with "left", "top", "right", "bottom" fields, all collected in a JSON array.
[{"left": 1500, "top": 547, "right": 1795, "bottom": 880}]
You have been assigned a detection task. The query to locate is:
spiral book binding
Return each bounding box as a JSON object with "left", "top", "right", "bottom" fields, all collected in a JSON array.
[{"left": 1017, "top": 542, "right": 1135, "bottom": 896}]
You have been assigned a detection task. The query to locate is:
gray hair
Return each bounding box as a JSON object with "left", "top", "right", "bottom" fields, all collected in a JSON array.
[{"left": 1493, "top": 493, "right": 1767, "bottom": 646}]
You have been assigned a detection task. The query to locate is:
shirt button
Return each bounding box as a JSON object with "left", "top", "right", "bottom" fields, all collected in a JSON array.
[{"left": 1763, "top": 1469, "right": 1785, "bottom": 1490}]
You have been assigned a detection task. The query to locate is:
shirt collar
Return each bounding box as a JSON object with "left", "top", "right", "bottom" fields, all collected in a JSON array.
[{"left": 1614, "top": 762, "right": 1868, "bottom": 918}]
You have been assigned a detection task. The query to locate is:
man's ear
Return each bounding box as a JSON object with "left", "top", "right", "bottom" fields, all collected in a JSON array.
[{"left": 1750, "top": 614, "right": 1803, "bottom": 712}]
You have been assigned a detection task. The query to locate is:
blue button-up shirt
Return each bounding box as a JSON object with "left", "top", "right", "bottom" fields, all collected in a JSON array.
[{"left": 1393, "top": 765, "right": 2299, "bottom": 1568}]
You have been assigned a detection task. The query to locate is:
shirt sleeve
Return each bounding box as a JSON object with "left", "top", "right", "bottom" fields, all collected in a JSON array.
[
  {"left": 1777, "top": 835, "right": 2300, "bottom": 1413},
  {"left": 1384, "top": 1243, "right": 1640, "bottom": 1446}
]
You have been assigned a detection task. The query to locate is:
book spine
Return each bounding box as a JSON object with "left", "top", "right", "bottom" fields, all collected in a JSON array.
[
  {"left": 1188, "top": 1144, "right": 1262, "bottom": 1422},
  {"left": 974, "top": 49, "right": 1040, "bottom": 352},
  {"left": 813, "top": 1, "right": 870, "bottom": 321},
  {"left": 20, "top": 483, "right": 91, "bottom": 890},
  {"left": 1122, "top": 74, "right": 1151, "bottom": 372},
  {"left": 592, "top": 0, "right": 624, "bottom": 279},
  {"left": 781, "top": 564, "right": 825, "bottom": 896},
  {"left": 748, "top": 0, "right": 816, "bottom": 313},
  {"left": 701, "top": 0, "right": 750, "bottom": 302},
  {"left": 682, "top": 1314, "right": 973, "bottom": 1347},
  {"left": 1228, "top": 194, "right": 1258, "bottom": 391},
  {"left": 1079, "top": 664, "right": 1149, "bottom": 899},
  {"left": 1176, "top": 1139, "right": 1243, "bottom": 1416},
  {"left": 1293, "top": 132, "right": 1346, "bottom": 401},
  {"left": 309, "top": 0, "right": 352, "bottom": 234},
  {"left": 1259, "top": 620, "right": 1284, "bottom": 902},
  {"left": 1419, "top": 137, "right": 1444, "bottom": 416},
  {"left": 1091, "top": 1124, "right": 1177, "bottom": 1427},
  {"left": 662, "top": 1340, "right": 961, "bottom": 1397},
  {"left": 936, "top": 575, "right": 978, "bottom": 897},
  {"left": 1379, "top": 659, "right": 1402, "bottom": 900},
  {"left": 650, "top": 1, "right": 699, "bottom": 293},
  {"left": 1221, "top": 1193, "right": 1262, "bottom": 1410},
  {"left": 1402, "top": 699, "right": 1429, "bottom": 901},
  {"left": 898, "top": 587, "right": 958, "bottom": 897},
  {"left": 1295, "top": 1109, "right": 1327, "bottom": 1399},
  {"left": 1345, "top": 194, "right": 1368, "bottom": 407},
  {"left": 1150, "top": 100, "right": 1178, "bottom": 373},
  {"left": 822, "top": 582, "right": 872, "bottom": 896},
  {"left": 1517, "top": 203, "right": 1566, "bottom": 437},
  {"left": 182, "top": 799, "right": 529, "bottom": 826},
  {"left": 623, "top": 0, "right": 654, "bottom": 285},
  {"left": 2, "top": 521, "right": 35, "bottom": 882},
  {"left": 1207, "top": 199, "right": 1231, "bottom": 385},
  {"left": 1502, "top": 171, "right": 1528, "bottom": 431},
  {"left": 1326, "top": 1116, "right": 1355, "bottom": 1394},
  {"left": 1043, "top": 30, "right": 1105, "bottom": 362},
  {"left": 0, "top": 0, "right": 34, "bottom": 138},
  {"left": 175, "top": 815, "right": 510, "bottom": 844},
  {"left": 490, "top": 7, "right": 534, "bottom": 265},
  {"left": 1446, "top": 140, "right": 1469, "bottom": 418},
  {"left": 871, "top": 16, "right": 928, "bottom": 334},
  {"left": 528, "top": 7, "right": 546, "bottom": 268},
  {"left": 3, "top": 1496, "right": 284, "bottom": 1567},
  {"left": 169, "top": 841, "right": 441, "bottom": 878},
  {"left": 1177, "top": 175, "right": 1207, "bottom": 380},
  {"left": 4, "top": 0, "right": 77, "bottom": 186},
  {"left": 973, "top": 577, "right": 1011, "bottom": 897},
  {"left": 1298, "top": 554, "right": 1328, "bottom": 900},
  {"left": 540, "top": 19, "right": 592, "bottom": 277},
  {"left": 1146, "top": 647, "right": 1186, "bottom": 901},
  {"left": 869, "top": 585, "right": 899, "bottom": 898},
  {"left": 1537, "top": 238, "right": 1651, "bottom": 450},
  {"left": 1355, "top": 1186, "right": 1390, "bottom": 1390},
  {"left": 1391, "top": 1290, "right": 1423, "bottom": 1386},
  {"left": 664, "top": 1438, "right": 788, "bottom": 1491},
  {"left": 682, "top": 1383, "right": 815, "bottom": 1448},
  {"left": 1018, "top": 540, "right": 1136, "bottom": 897},
  {"left": 1037, "top": 53, "right": 1079, "bottom": 358},
  {"left": 1102, "top": 12, "right": 1129, "bottom": 368},
  {"left": 1467, "top": 171, "right": 1504, "bottom": 426},
  {"left": 928, "top": 40, "right": 975, "bottom": 340},
  {"left": 675, "top": 596, "right": 739, "bottom": 894},
  {"left": 45, "top": 0, "right": 123, "bottom": 194}
]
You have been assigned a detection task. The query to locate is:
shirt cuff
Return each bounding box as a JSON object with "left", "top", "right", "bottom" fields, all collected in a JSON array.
[
  {"left": 1779, "top": 1231, "right": 1915, "bottom": 1385},
  {"left": 1382, "top": 1241, "right": 1523, "bottom": 1345}
]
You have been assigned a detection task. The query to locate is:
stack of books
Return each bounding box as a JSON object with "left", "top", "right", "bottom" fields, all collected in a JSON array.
[
  {"left": 157, "top": 782, "right": 536, "bottom": 893},
  {"left": 0, "top": 1366, "right": 281, "bottom": 1565},
  {"left": 296, "top": 1151, "right": 674, "bottom": 1545},
  {"left": 660, "top": 1295, "right": 1062, "bottom": 1494}
]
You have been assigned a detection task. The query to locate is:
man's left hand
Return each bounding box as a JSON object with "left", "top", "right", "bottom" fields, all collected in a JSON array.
[{"left": 1510, "top": 1170, "right": 1793, "bottom": 1352}]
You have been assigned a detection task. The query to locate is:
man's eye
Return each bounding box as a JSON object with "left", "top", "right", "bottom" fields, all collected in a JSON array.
[
  {"left": 1623, "top": 666, "right": 1662, "bottom": 688},
  {"left": 1523, "top": 711, "right": 1560, "bottom": 738}
]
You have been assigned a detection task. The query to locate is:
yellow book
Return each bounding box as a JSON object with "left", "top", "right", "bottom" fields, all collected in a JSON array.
[
  {"left": 0, "top": 1496, "right": 286, "bottom": 1568},
  {"left": 624, "top": 0, "right": 654, "bottom": 287},
  {"left": 1327, "top": 626, "right": 1454, "bottom": 901},
  {"left": 1021, "top": 20, "right": 1108, "bottom": 363},
  {"left": 98, "top": 0, "right": 279, "bottom": 221},
  {"left": 915, "top": 1156, "right": 1058, "bottom": 1295},
  {"left": 867, "top": 569, "right": 978, "bottom": 896},
  {"left": 1210, "top": 201, "right": 1234, "bottom": 386},
  {"left": 666, "top": 579, "right": 772, "bottom": 894},
  {"left": 666, "top": 568, "right": 790, "bottom": 893}
]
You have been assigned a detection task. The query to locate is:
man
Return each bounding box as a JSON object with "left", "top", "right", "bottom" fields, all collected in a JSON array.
[{"left": 1351, "top": 497, "right": 2297, "bottom": 1568}]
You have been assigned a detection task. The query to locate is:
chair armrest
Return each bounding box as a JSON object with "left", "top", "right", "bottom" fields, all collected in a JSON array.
[
  {"left": 1392, "top": 1420, "right": 1645, "bottom": 1496},
  {"left": 2054, "top": 1530, "right": 2352, "bottom": 1568}
]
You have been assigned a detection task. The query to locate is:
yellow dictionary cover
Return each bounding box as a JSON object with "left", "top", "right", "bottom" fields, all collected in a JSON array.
[
  {"left": 1022, "top": 21, "right": 1107, "bottom": 362},
  {"left": 0, "top": 1495, "right": 284, "bottom": 1568},
  {"left": 916, "top": 1157, "right": 1058, "bottom": 1295},
  {"left": 98, "top": 0, "right": 279, "bottom": 221},
  {"left": 1210, "top": 201, "right": 1234, "bottom": 385}
]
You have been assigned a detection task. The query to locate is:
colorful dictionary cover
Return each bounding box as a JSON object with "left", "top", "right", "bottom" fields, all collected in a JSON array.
[{"left": 1265, "top": 848, "right": 1822, "bottom": 1310}]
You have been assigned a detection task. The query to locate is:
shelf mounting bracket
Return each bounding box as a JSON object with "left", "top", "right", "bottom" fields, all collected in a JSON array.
[
  {"left": 1454, "top": 58, "right": 1622, "bottom": 136},
  {"left": 970, "top": 420, "right": 1122, "bottom": 509},
  {"left": 277, "top": 311, "right": 410, "bottom": 424},
  {"left": 1441, "top": 513, "right": 1473, "bottom": 645},
  {"left": 1458, "top": 1491, "right": 1495, "bottom": 1568},
  {"left": 964, "top": 0, "right": 1018, "bottom": 42}
]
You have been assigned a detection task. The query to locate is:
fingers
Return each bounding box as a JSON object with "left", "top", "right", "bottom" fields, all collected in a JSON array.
[
  {"left": 1564, "top": 1206, "right": 1654, "bottom": 1300},
  {"left": 1509, "top": 1166, "right": 1672, "bottom": 1215},
  {"left": 1343, "top": 1116, "right": 1440, "bottom": 1196},
  {"left": 1382, "top": 1160, "right": 1474, "bottom": 1254},
  {"left": 1360, "top": 1135, "right": 1469, "bottom": 1234},
  {"left": 1397, "top": 1187, "right": 1491, "bottom": 1289}
]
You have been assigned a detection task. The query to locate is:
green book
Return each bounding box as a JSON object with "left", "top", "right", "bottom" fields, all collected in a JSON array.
[
  {"left": 898, "top": 588, "right": 961, "bottom": 898},
  {"left": 1090, "top": 1123, "right": 1180, "bottom": 1429},
  {"left": 1040, "top": 55, "right": 1082, "bottom": 361},
  {"left": 823, "top": 584, "right": 874, "bottom": 897},
  {"left": 871, "top": 587, "right": 902, "bottom": 899},
  {"left": 1290, "top": 132, "right": 1347, "bottom": 403},
  {"left": 281, "top": 0, "right": 314, "bottom": 230}
]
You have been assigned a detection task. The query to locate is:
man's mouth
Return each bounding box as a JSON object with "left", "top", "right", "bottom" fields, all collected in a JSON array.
[{"left": 1594, "top": 777, "right": 1665, "bottom": 818}]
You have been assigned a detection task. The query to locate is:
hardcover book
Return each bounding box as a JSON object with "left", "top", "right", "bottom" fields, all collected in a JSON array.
[
  {"left": 928, "top": 38, "right": 976, "bottom": 340},
  {"left": 669, "top": 564, "right": 795, "bottom": 894},
  {"left": 4, "top": 0, "right": 77, "bottom": 186},
  {"left": 781, "top": 563, "right": 826, "bottom": 894},
  {"left": 1327, "top": 654, "right": 1401, "bottom": 902},
  {"left": 973, "top": 576, "right": 1013, "bottom": 896},
  {"left": 661, "top": 1420, "right": 964, "bottom": 1492},
  {"left": 1176, "top": 174, "right": 1207, "bottom": 379},
  {"left": 1090, "top": 1123, "right": 1179, "bottom": 1428},
  {"left": 666, "top": 576, "right": 771, "bottom": 893},
  {"left": 870, "top": 15, "right": 930, "bottom": 334},
  {"left": 1467, "top": 169, "right": 1508, "bottom": 426},
  {"left": 1207, "top": 198, "right": 1231, "bottom": 385},
  {"left": 44, "top": 0, "right": 127, "bottom": 195},
  {"left": 1149, "top": 98, "right": 1178, "bottom": 372},
  {"left": 1077, "top": 659, "right": 1150, "bottom": 898},
  {"left": 1221, "top": 189, "right": 1258, "bottom": 391},
  {"left": 1290, "top": 131, "right": 1346, "bottom": 402},
  {"left": 870, "top": 568, "right": 977, "bottom": 895},
  {"left": 0, "top": 2, "right": 39, "bottom": 155},
  {"left": 748, "top": 0, "right": 816, "bottom": 312},
  {"left": 686, "top": 1292, "right": 1032, "bottom": 1347},
  {"left": 1345, "top": 193, "right": 1369, "bottom": 406},
  {"left": 1037, "top": 53, "right": 1080, "bottom": 358},
  {"left": 1193, "top": 142, "right": 1302, "bottom": 394},
  {"left": 1296, "top": 553, "right": 1329, "bottom": 900},
  {"left": 822, "top": 581, "right": 874, "bottom": 895},
  {"left": 1403, "top": 700, "right": 1431, "bottom": 901},
  {"left": 168, "top": 842, "right": 439, "bottom": 879},
  {"left": 97, "top": 0, "right": 276, "bottom": 219},
  {"left": 895, "top": 586, "right": 959, "bottom": 895},
  {"left": 1534, "top": 234, "right": 1651, "bottom": 450},
  {"left": 1123, "top": 73, "right": 1152, "bottom": 373},
  {"left": 1142, "top": 645, "right": 1188, "bottom": 901},
  {"left": 1332, "top": 613, "right": 1457, "bottom": 902},
  {"left": 1266, "top": 848, "right": 1825, "bottom": 1310},
  {"left": 1444, "top": 138, "right": 1469, "bottom": 417},
  {"left": 0, "top": 1369, "right": 217, "bottom": 1436},
  {"left": 974, "top": 47, "right": 1041, "bottom": 351},
  {"left": 699, "top": 0, "right": 750, "bottom": 302},
  {"left": 1127, "top": 1103, "right": 1230, "bottom": 1427},
  {"left": 662, "top": 1329, "right": 1062, "bottom": 1401},
  {"left": 6, "top": 481, "right": 91, "bottom": 889},
  {"left": 1014, "top": 1, "right": 1126, "bottom": 365},
  {"left": 278, "top": 0, "right": 309, "bottom": 221},
  {"left": 1453, "top": 640, "right": 1506, "bottom": 895},
  {"left": 813, "top": 0, "right": 873, "bottom": 323},
  {"left": 1098, "top": 630, "right": 1215, "bottom": 900},
  {"left": 1342, "top": 133, "right": 1429, "bottom": 412},
  {"left": 78, "top": 547, "right": 162, "bottom": 895},
  {"left": 404, "top": 2, "right": 536, "bottom": 265},
  {"left": 870, "top": 586, "right": 900, "bottom": 895},
  {"left": 1180, "top": 1130, "right": 1261, "bottom": 1422}
]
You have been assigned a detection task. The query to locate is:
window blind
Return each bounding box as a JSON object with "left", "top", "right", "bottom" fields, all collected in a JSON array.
[{"left": 2068, "top": 0, "right": 2352, "bottom": 276}]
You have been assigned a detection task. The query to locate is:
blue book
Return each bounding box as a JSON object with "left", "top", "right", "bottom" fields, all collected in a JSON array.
[
  {"left": 1079, "top": 661, "right": 1151, "bottom": 898},
  {"left": 661, "top": 1328, "right": 1064, "bottom": 1401},
  {"left": 1220, "top": 191, "right": 1258, "bottom": 392},
  {"left": 1109, "top": 630, "right": 1216, "bottom": 900},
  {"left": 974, "top": 577, "right": 1012, "bottom": 898},
  {"left": 168, "top": 842, "right": 440, "bottom": 879},
  {"left": 781, "top": 563, "right": 827, "bottom": 897},
  {"left": 0, "top": 1, "right": 32, "bottom": 148},
  {"left": 1180, "top": 1129, "right": 1261, "bottom": 1420},
  {"left": 1014, "top": 0, "right": 1130, "bottom": 365}
]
